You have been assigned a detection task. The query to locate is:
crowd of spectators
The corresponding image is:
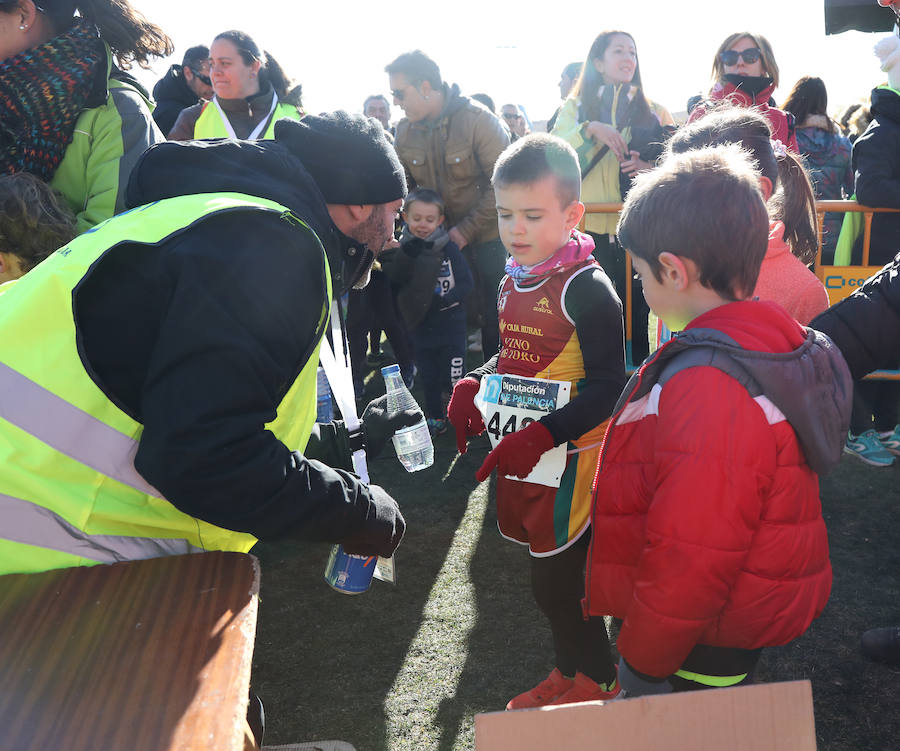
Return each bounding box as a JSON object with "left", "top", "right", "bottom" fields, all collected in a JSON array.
[{"left": 5, "top": 3, "right": 900, "bottom": 741}]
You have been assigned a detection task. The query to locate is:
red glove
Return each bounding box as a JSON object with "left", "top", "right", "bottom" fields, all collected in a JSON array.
[
  {"left": 447, "top": 377, "right": 485, "bottom": 454},
  {"left": 476, "top": 420, "right": 556, "bottom": 482}
]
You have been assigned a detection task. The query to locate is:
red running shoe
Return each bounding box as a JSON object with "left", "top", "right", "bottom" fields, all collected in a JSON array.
[
  {"left": 505, "top": 668, "right": 574, "bottom": 710},
  {"left": 548, "top": 670, "right": 621, "bottom": 705}
]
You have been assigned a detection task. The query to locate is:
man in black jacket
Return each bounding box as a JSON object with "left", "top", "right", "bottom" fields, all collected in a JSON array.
[
  {"left": 152, "top": 45, "right": 213, "bottom": 136},
  {"left": 23, "top": 112, "right": 411, "bottom": 566}
]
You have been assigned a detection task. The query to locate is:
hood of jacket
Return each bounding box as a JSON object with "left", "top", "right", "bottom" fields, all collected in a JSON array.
[
  {"left": 151, "top": 64, "right": 197, "bottom": 108},
  {"left": 430, "top": 83, "right": 468, "bottom": 126},
  {"left": 625, "top": 301, "right": 851, "bottom": 475},
  {"left": 869, "top": 84, "right": 900, "bottom": 126},
  {"left": 124, "top": 138, "right": 369, "bottom": 293},
  {"left": 796, "top": 117, "right": 846, "bottom": 167}
]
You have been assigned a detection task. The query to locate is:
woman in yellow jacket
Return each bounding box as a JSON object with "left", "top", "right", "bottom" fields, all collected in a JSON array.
[
  {"left": 551, "top": 30, "right": 671, "bottom": 363},
  {"left": 168, "top": 30, "right": 302, "bottom": 140}
]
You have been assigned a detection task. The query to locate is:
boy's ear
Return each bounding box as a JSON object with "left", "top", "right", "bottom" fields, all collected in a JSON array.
[
  {"left": 419, "top": 80, "right": 433, "bottom": 98},
  {"left": 565, "top": 201, "right": 585, "bottom": 231},
  {"left": 657, "top": 251, "right": 694, "bottom": 291},
  {"left": 758, "top": 175, "right": 773, "bottom": 202}
]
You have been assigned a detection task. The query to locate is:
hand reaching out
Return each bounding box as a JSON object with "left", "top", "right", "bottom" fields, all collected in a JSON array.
[{"left": 584, "top": 121, "right": 628, "bottom": 162}]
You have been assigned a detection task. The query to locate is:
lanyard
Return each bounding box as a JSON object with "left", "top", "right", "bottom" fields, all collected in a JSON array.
[
  {"left": 317, "top": 307, "right": 369, "bottom": 483},
  {"left": 213, "top": 89, "right": 278, "bottom": 140}
]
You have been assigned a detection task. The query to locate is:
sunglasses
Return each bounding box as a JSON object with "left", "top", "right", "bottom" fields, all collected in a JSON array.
[
  {"left": 189, "top": 67, "right": 212, "bottom": 86},
  {"left": 719, "top": 48, "right": 762, "bottom": 66},
  {"left": 502, "top": 112, "right": 521, "bottom": 121},
  {"left": 391, "top": 85, "right": 417, "bottom": 102}
]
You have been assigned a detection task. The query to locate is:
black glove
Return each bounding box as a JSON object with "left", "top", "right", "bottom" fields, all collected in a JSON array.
[
  {"left": 361, "top": 394, "right": 422, "bottom": 460},
  {"left": 339, "top": 484, "right": 405, "bottom": 558}
]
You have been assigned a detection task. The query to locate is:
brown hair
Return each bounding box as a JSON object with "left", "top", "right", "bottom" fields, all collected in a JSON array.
[
  {"left": 0, "top": 172, "right": 76, "bottom": 273},
  {"left": 213, "top": 30, "right": 298, "bottom": 104},
  {"left": 0, "top": 0, "right": 175, "bottom": 69},
  {"left": 711, "top": 32, "right": 780, "bottom": 89},
  {"left": 492, "top": 133, "right": 581, "bottom": 208},
  {"left": 384, "top": 50, "right": 442, "bottom": 89},
  {"left": 668, "top": 105, "right": 819, "bottom": 264},
  {"left": 781, "top": 76, "right": 832, "bottom": 130},
  {"left": 617, "top": 144, "right": 769, "bottom": 301},
  {"left": 571, "top": 30, "right": 652, "bottom": 127},
  {"left": 402, "top": 187, "right": 444, "bottom": 215}
]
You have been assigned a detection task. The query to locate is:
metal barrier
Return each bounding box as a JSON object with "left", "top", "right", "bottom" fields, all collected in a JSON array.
[{"left": 580, "top": 200, "right": 899, "bottom": 378}]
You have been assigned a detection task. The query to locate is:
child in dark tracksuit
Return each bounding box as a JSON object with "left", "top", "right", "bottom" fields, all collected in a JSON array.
[{"left": 381, "top": 189, "right": 473, "bottom": 436}]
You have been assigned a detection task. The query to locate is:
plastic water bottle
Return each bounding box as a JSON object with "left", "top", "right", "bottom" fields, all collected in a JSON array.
[
  {"left": 316, "top": 366, "right": 333, "bottom": 422},
  {"left": 381, "top": 364, "right": 434, "bottom": 472}
]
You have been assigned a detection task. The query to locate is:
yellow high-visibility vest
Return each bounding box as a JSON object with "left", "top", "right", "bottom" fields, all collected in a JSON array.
[
  {"left": 193, "top": 96, "right": 302, "bottom": 139},
  {"left": 0, "top": 192, "right": 330, "bottom": 574}
]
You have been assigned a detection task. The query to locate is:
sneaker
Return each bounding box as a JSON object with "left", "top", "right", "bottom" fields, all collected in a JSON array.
[
  {"left": 879, "top": 425, "right": 900, "bottom": 456},
  {"left": 427, "top": 418, "right": 449, "bottom": 437},
  {"left": 467, "top": 332, "right": 483, "bottom": 352},
  {"left": 844, "top": 430, "right": 896, "bottom": 467},
  {"left": 861, "top": 626, "right": 900, "bottom": 665},
  {"left": 547, "top": 670, "right": 621, "bottom": 705},
  {"left": 506, "top": 668, "right": 574, "bottom": 710}
]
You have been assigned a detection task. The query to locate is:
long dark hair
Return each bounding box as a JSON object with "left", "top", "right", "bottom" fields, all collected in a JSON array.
[
  {"left": 782, "top": 76, "right": 831, "bottom": 130},
  {"left": 0, "top": 0, "right": 173, "bottom": 69},
  {"left": 669, "top": 105, "right": 819, "bottom": 264},
  {"left": 571, "top": 30, "right": 652, "bottom": 127},
  {"left": 212, "top": 30, "right": 298, "bottom": 104}
]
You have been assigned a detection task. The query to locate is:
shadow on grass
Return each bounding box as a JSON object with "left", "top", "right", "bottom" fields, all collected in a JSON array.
[
  {"left": 250, "top": 426, "right": 483, "bottom": 750},
  {"left": 249, "top": 368, "right": 900, "bottom": 751},
  {"left": 430, "top": 475, "right": 552, "bottom": 750}
]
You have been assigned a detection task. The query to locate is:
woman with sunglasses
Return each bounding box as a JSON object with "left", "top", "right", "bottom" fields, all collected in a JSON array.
[
  {"left": 551, "top": 29, "right": 673, "bottom": 363},
  {"left": 0, "top": 0, "right": 171, "bottom": 232},
  {"left": 689, "top": 32, "right": 797, "bottom": 152},
  {"left": 168, "top": 30, "right": 302, "bottom": 142}
]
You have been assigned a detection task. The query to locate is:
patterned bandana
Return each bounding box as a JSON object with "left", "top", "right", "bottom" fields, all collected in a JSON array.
[
  {"left": 0, "top": 21, "right": 106, "bottom": 181},
  {"left": 504, "top": 230, "right": 596, "bottom": 283}
]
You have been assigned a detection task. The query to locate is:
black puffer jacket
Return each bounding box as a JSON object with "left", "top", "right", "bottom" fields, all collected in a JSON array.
[
  {"left": 74, "top": 135, "right": 387, "bottom": 545},
  {"left": 151, "top": 64, "right": 202, "bottom": 136},
  {"left": 811, "top": 251, "right": 900, "bottom": 377},
  {"left": 851, "top": 86, "right": 900, "bottom": 266}
]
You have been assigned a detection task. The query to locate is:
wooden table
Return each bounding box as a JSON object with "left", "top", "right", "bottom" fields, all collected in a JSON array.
[{"left": 0, "top": 551, "right": 260, "bottom": 751}]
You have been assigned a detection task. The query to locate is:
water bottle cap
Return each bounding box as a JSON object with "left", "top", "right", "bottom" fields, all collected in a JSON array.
[{"left": 381, "top": 364, "right": 401, "bottom": 376}]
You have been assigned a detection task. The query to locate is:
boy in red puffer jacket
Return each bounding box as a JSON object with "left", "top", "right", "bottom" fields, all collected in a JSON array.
[{"left": 586, "top": 144, "right": 851, "bottom": 697}]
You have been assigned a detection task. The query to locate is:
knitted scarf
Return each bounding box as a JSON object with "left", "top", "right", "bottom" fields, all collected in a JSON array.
[
  {"left": 0, "top": 21, "right": 106, "bottom": 181},
  {"left": 504, "top": 230, "right": 596, "bottom": 284}
]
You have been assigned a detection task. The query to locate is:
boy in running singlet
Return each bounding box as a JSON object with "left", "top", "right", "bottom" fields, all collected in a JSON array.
[{"left": 447, "top": 133, "right": 627, "bottom": 708}]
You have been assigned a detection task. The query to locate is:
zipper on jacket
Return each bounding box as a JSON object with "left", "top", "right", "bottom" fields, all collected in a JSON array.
[{"left": 610, "top": 84, "right": 621, "bottom": 129}]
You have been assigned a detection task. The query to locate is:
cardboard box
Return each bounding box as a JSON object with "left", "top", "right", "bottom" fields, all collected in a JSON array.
[{"left": 475, "top": 680, "right": 816, "bottom": 750}]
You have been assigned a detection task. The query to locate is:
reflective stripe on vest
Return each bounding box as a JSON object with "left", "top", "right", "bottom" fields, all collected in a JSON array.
[
  {"left": 193, "top": 100, "right": 303, "bottom": 139},
  {"left": 1, "top": 493, "right": 205, "bottom": 564},
  {"left": 0, "top": 193, "right": 331, "bottom": 575}
]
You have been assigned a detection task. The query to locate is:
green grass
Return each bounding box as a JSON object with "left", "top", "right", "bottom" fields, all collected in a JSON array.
[{"left": 251, "top": 375, "right": 900, "bottom": 750}]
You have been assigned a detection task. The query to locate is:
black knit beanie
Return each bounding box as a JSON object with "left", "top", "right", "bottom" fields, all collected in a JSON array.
[{"left": 274, "top": 111, "right": 407, "bottom": 205}]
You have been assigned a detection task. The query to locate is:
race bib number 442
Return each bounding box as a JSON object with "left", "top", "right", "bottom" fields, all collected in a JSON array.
[{"left": 475, "top": 374, "right": 571, "bottom": 487}]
